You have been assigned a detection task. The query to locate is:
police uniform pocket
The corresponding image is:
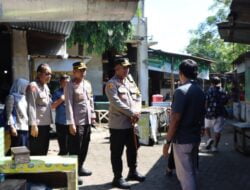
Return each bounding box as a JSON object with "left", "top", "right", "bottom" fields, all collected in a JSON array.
[
  {"left": 74, "top": 91, "right": 84, "bottom": 101},
  {"left": 130, "top": 87, "right": 139, "bottom": 100},
  {"left": 37, "top": 91, "right": 48, "bottom": 106},
  {"left": 118, "top": 87, "right": 128, "bottom": 100}
]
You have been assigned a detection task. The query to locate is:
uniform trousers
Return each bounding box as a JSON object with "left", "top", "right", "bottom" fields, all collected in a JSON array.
[
  {"left": 29, "top": 125, "right": 50, "bottom": 155},
  {"left": 56, "top": 123, "right": 69, "bottom": 155},
  {"left": 173, "top": 143, "right": 199, "bottom": 190},
  {"left": 68, "top": 124, "right": 91, "bottom": 172},
  {"left": 110, "top": 128, "right": 137, "bottom": 179},
  {"left": 11, "top": 130, "right": 29, "bottom": 148}
]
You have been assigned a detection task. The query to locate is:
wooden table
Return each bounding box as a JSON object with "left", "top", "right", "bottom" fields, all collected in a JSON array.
[{"left": 229, "top": 122, "right": 250, "bottom": 155}]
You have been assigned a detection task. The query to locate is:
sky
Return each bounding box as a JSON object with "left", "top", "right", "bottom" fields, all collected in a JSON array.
[{"left": 145, "top": 0, "right": 214, "bottom": 54}]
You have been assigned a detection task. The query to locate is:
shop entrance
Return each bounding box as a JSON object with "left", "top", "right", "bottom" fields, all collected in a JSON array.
[{"left": 0, "top": 25, "right": 12, "bottom": 103}]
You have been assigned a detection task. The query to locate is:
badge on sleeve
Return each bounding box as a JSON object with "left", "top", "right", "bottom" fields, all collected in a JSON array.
[
  {"left": 107, "top": 83, "right": 114, "bottom": 89},
  {"left": 27, "top": 85, "right": 37, "bottom": 93}
]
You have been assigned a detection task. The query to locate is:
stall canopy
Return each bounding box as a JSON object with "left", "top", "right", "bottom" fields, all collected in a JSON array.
[
  {"left": 218, "top": 0, "right": 250, "bottom": 44},
  {"left": 0, "top": 0, "right": 138, "bottom": 22},
  {"left": 147, "top": 49, "right": 213, "bottom": 80}
]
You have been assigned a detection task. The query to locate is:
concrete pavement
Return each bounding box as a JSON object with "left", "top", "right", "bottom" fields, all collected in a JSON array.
[{"left": 48, "top": 123, "right": 250, "bottom": 190}]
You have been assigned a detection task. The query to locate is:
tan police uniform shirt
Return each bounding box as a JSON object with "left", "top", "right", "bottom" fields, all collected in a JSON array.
[
  {"left": 26, "top": 81, "right": 53, "bottom": 126},
  {"left": 65, "top": 79, "right": 96, "bottom": 126},
  {"left": 105, "top": 75, "right": 142, "bottom": 130}
]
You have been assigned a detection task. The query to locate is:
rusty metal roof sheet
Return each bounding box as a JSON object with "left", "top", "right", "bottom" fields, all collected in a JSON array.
[{"left": 10, "top": 22, "right": 74, "bottom": 36}]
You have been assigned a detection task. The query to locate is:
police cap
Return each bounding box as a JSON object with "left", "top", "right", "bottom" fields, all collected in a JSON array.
[
  {"left": 114, "top": 58, "right": 131, "bottom": 67},
  {"left": 73, "top": 61, "right": 87, "bottom": 70}
]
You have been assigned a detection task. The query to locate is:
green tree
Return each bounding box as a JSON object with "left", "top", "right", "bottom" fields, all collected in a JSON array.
[
  {"left": 67, "top": 21, "right": 132, "bottom": 55},
  {"left": 186, "top": 0, "right": 250, "bottom": 73}
]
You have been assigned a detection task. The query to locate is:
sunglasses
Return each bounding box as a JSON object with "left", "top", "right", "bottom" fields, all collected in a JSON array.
[{"left": 44, "top": 72, "right": 52, "bottom": 76}]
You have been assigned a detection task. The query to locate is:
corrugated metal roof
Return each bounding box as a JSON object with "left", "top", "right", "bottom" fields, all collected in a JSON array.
[{"left": 10, "top": 22, "right": 74, "bottom": 36}]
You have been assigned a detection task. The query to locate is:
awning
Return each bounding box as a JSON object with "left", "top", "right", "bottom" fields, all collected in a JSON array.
[
  {"left": 218, "top": 22, "right": 250, "bottom": 44},
  {"left": 0, "top": 0, "right": 138, "bottom": 22},
  {"left": 218, "top": 0, "right": 250, "bottom": 44},
  {"left": 148, "top": 58, "right": 210, "bottom": 80}
]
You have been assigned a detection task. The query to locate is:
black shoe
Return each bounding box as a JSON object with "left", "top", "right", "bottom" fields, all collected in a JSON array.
[
  {"left": 112, "top": 178, "right": 131, "bottom": 189},
  {"left": 79, "top": 168, "right": 92, "bottom": 176},
  {"left": 78, "top": 178, "right": 83, "bottom": 186},
  {"left": 126, "top": 170, "right": 146, "bottom": 182}
]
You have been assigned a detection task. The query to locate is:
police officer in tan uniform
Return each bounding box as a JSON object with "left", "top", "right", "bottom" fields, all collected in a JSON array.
[
  {"left": 105, "top": 58, "right": 145, "bottom": 189},
  {"left": 26, "top": 63, "right": 53, "bottom": 155},
  {"left": 64, "top": 61, "right": 96, "bottom": 185}
]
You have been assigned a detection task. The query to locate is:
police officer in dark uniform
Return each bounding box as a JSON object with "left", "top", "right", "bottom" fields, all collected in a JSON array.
[{"left": 105, "top": 58, "right": 145, "bottom": 189}]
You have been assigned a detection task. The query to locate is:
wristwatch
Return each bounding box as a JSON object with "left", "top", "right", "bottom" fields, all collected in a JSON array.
[{"left": 164, "top": 139, "right": 171, "bottom": 145}]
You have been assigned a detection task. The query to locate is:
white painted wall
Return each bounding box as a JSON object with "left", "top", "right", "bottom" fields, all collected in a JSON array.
[
  {"left": 12, "top": 29, "right": 29, "bottom": 80},
  {"left": 86, "top": 54, "right": 103, "bottom": 96}
]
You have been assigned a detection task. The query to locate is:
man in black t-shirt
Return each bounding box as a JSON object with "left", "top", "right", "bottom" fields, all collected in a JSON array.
[{"left": 163, "top": 59, "right": 205, "bottom": 190}]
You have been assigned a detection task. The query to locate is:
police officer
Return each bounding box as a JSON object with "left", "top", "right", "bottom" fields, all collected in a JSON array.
[
  {"left": 64, "top": 61, "right": 96, "bottom": 185},
  {"left": 26, "top": 63, "right": 53, "bottom": 155},
  {"left": 105, "top": 58, "right": 145, "bottom": 189}
]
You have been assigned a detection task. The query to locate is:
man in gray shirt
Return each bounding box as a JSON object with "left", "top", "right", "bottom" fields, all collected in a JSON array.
[{"left": 163, "top": 59, "right": 205, "bottom": 190}]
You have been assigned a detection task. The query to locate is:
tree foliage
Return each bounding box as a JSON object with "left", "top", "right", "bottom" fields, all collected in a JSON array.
[
  {"left": 67, "top": 21, "right": 132, "bottom": 55},
  {"left": 186, "top": 0, "right": 250, "bottom": 73}
]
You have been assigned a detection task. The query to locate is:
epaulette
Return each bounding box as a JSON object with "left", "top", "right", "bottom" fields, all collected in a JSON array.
[{"left": 127, "top": 74, "right": 134, "bottom": 83}]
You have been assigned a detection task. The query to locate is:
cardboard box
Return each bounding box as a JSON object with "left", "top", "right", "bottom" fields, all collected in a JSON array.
[{"left": 11, "top": 146, "right": 30, "bottom": 164}]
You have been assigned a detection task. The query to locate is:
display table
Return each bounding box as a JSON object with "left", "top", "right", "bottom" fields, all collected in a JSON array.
[
  {"left": 227, "top": 120, "right": 250, "bottom": 155},
  {"left": 230, "top": 122, "right": 250, "bottom": 155},
  {"left": 0, "top": 156, "right": 78, "bottom": 190}
]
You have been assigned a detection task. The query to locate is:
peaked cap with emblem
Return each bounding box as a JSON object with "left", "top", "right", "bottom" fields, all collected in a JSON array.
[
  {"left": 73, "top": 61, "right": 87, "bottom": 70},
  {"left": 114, "top": 58, "right": 131, "bottom": 67}
]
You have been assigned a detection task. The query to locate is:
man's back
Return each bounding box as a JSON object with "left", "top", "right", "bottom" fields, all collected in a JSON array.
[{"left": 172, "top": 81, "right": 205, "bottom": 144}]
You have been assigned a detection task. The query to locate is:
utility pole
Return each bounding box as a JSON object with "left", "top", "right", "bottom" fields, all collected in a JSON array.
[
  {"left": 170, "top": 57, "right": 175, "bottom": 99},
  {"left": 136, "top": 0, "right": 149, "bottom": 105}
]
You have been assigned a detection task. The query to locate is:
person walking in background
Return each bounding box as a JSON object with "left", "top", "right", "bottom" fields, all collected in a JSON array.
[
  {"left": 26, "top": 63, "right": 53, "bottom": 155},
  {"left": 163, "top": 59, "right": 205, "bottom": 190},
  {"left": 5, "top": 78, "right": 29, "bottom": 149},
  {"left": 105, "top": 58, "right": 145, "bottom": 189},
  {"left": 204, "top": 76, "right": 228, "bottom": 152},
  {"left": 51, "top": 74, "right": 70, "bottom": 155},
  {"left": 64, "top": 61, "right": 96, "bottom": 185}
]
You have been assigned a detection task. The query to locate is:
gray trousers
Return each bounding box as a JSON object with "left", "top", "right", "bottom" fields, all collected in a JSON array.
[{"left": 173, "top": 143, "right": 199, "bottom": 190}]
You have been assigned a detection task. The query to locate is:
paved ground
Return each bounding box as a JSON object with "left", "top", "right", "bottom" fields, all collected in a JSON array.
[{"left": 48, "top": 122, "right": 250, "bottom": 190}]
